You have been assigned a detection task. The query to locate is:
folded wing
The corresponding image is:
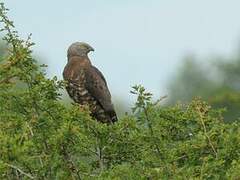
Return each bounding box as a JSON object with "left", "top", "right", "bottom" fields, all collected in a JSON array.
[{"left": 85, "top": 66, "right": 117, "bottom": 122}]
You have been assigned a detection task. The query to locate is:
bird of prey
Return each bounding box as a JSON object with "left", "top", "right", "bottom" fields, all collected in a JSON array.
[{"left": 63, "top": 42, "right": 118, "bottom": 123}]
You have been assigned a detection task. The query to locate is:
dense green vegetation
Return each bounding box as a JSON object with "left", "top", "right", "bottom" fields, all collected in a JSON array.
[{"left": 1, "top": 3, "right": 240, "bottom": 179}]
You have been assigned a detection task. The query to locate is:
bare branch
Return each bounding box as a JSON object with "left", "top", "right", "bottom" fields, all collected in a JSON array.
[{"left": 5, "top": 163, "right": 35, "bottom": 179}]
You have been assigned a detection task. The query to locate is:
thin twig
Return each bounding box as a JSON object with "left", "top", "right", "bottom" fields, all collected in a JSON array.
[
  {"left": 26, "top": 121, "right": 34, "bottom": 136},
  {"left": 153, "top": 95, "right": 168, "bottom": 106},
  {"left": 61, "top": 145, "right": 82, "bottom": 180},
  {"left": 0, "top": 75, "right": 15, "bottom": 84},
  {"left": 5, "top": 163, "right": 35, "bottom": 179},
  {"left": 96, "top": 138, "right": 104, "bottom": 172},
  {"left": 197, "top": 107, "right": 217, "bottom": 158}
]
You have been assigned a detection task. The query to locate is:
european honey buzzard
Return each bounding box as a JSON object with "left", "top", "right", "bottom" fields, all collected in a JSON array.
[{"left": 63, "top": 42, "right": 118, "bottom": 123}]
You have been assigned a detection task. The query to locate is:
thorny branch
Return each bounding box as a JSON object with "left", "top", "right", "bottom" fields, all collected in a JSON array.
[{"left": 196, "top": 106, "right": 218, "bottom": 158}]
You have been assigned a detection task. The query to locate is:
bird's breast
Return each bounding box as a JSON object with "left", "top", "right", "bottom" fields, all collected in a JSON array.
[{"left": 66, "top": 71, "right": 99, "bottom": 111}]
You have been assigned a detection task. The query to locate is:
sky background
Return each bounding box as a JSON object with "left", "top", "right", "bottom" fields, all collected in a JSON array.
[{"left": 3, "top": 0, "right": 240, "bottom": 105}]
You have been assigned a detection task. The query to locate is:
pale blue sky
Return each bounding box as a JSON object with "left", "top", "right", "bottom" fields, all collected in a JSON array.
[{"left": 3, "top": 0, "right": 240, "bottom": 103}]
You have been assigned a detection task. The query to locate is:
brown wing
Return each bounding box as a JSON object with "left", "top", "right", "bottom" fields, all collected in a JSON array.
[{"left": 85, "top": 66, "right": 114, "bottom": 113}]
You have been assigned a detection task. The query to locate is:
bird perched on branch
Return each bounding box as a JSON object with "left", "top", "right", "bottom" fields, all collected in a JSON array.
[{"left": 63, "top": 42, "right": 118, "bottom": 123}]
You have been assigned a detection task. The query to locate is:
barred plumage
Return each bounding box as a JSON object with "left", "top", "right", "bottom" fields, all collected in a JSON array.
[{"left": 63, "top": 42, "right": 118, "bottom": 123}]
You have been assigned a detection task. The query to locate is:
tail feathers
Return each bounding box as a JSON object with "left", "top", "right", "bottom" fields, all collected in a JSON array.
[
  {"left": 93, "top": 109, "right": 118, "bottom": 123},
  {"left": 108, "top": 110, "right": 118, "bottom": 123}
]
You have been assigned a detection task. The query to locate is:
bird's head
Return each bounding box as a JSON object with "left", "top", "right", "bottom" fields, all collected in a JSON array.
[{"left": 67, "top": 42, "right": 94, "bottom": 59}]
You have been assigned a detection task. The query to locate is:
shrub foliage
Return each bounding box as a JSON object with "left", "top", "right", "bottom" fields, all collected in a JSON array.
[{"left": 1, "top": 3, "right": 240, "bottom": 179}]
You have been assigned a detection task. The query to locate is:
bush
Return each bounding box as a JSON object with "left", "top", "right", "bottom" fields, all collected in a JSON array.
[{"left": 1, "top": 3, "right": 240, "bottom": 179}]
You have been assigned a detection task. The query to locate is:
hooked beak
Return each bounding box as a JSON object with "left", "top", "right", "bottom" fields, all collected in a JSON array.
[{"left": 89, "top": 46, "right": 95, "bottom": 52}]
